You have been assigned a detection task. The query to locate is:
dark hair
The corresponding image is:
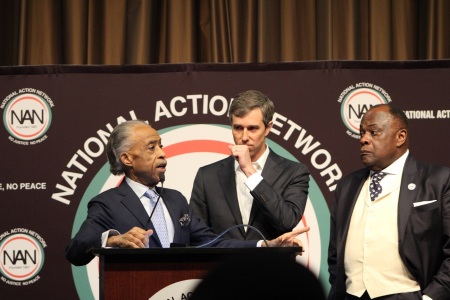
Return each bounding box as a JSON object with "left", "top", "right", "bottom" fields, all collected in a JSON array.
[
  {"left": 372, "top": 103, "right": 409, "bottom": 130},
  {"left": 228, "top": 90, "right": 275, "bottom": 127},
  {"left": 106, "top": 120, "right": 148, "bottom": 175},
  {"left": 387, "top": 103, "right": 409, "bottom": 130}
]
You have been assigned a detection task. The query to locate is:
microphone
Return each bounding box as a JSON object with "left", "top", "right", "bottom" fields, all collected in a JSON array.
[
  {"left": 159, "top": 172, "right": 165, "bottom": 184},
  {"left": 145, "top": 173, "right": 165, "bottom": 230},
  {"left": 195, "top": 224, "right": 269, "bottom": 248}
]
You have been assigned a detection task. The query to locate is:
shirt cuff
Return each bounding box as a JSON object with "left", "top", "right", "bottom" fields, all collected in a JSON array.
[
  {"left": 101, "top": 229, "right": 120, "bottom": 247},
  {"left": 423, "top": 295, "right": 433, "bottom": 300},
  {"left": 245, "top": 173, "right": 263, "bottom": 191},
  {"left": 256, "top": 240, "right": 263, "bottom": 247}
]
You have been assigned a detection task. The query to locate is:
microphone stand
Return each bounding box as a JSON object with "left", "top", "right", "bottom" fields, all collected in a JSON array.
[{"left": 195, "top": 224, "right": 269, "bottom": 248}]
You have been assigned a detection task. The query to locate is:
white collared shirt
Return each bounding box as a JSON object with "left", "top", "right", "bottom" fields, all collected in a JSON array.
[
  {"left": 368, "top": 149, "right": 409, "bottom": 199},
  {"left": 234, "top": 145, "right": 269, "bottom": 228}
]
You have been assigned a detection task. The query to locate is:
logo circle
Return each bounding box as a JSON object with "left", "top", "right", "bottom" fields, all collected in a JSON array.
[
  {"left": 3, "top": 93, "right": 52, "bottom": 141},
  {"left": 340, "top": 85, "right": 390, "bottom": 135},
  {"left": 0, "top": 233, "right": 45, "bottom": 281}
]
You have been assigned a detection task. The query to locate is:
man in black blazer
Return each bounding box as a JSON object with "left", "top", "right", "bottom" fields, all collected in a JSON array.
[
  {"left": 328, "top": 104, "right": 450, "bottom": 300},
  {"left": 66, "top": 120, "right": 308, "bottom": 266},
  {"left": 190, "top": 90, "right": 310, "bottom": 241}
]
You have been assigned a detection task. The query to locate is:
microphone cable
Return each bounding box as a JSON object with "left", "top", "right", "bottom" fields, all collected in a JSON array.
[
  {"left": 195, "top": 224, "right": 269, "bottom": 248},
  {"left": 145, "top": 173, "right": 165, "bottom": 230}
]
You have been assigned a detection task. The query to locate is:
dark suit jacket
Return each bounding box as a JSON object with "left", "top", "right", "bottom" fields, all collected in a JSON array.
[
  {"left": 190, "top": 149, "right": 310, "bottom": 241},
  {"left": 328, "top": 154, "right": 450, "bottom": 300},
  {"left": 66, "top": 179, "right": 256, "bottom": 266}
]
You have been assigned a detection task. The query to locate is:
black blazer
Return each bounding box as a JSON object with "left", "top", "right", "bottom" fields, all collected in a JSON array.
[
  {"left": 328, "top": 154, "right": 450, "bottom": 300},
  {"left": 66, "top": 179, "right": 256, "bottom": 266},
  {"left": 190, "top": 149, "right": 310, "bottom": 240}
]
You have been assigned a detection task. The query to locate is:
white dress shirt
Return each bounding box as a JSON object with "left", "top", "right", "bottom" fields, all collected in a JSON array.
[{"left": 234, "top": 145, "right": 269, "bottom": 229}]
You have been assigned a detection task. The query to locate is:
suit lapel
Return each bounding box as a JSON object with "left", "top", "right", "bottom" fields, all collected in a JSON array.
[
  {"left": 118, "top": 180, "right": 149, "bottom": 228},
  {"left": 248, "top": 151, "right": 283, "bottom": 225},
  {"left": 219, "top": 156, "right": 246, "bottom": 237},
  {"left": 118, "top": 180, "right": 164, "bottom": 247},
  {"left": 260, "top": 150, "right": 283, "bottom": 185},
  {"left": 397, "top": 155, "right": 420, "bottom": 244}
]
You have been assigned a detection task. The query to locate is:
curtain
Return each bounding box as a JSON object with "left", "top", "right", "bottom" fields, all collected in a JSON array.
[{"left": 0, "top": 0, "right": 449, "bottom": 66}]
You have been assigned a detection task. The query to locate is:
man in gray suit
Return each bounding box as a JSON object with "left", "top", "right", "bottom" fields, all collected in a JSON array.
[
  {"left": 190, "top": 90, "right": 310, "bottom": 241},
  {"left": 328, "top": 104, "right": 450, "bottom": 300}
]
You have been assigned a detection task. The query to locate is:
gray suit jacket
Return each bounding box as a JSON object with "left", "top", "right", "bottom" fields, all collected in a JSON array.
[
  {"left": 328, "top": 155, "right": 450, "bottom": 300},
  {"left": 190, "top": 149, "right": 310, "bottom": 241},
  {"left": 66, "top": 179, "right": 257, "bottom": 266}
]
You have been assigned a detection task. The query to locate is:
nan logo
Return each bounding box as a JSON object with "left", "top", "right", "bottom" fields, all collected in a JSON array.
[
  {"left": 337, "top": 82, "right": 391, "bottom": 139},
  {"left": 1, "top": 88, "right": 54, "bottom": 146},
  {"left": 0, "top": 229, "right": 46, "bottom": 286}
]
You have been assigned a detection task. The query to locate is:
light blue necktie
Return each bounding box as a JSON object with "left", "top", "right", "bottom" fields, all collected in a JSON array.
[{"left": 145, "top": 189, "right": 170, "bottom": 248}]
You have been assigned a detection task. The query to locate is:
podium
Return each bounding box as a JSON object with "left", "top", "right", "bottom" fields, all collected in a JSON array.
[{"left": 93, "top": 247, "right": 301, "bottom": 300}]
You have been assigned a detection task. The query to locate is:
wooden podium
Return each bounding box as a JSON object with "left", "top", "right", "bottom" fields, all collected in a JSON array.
[{"left": 94, "top": 247, "right": 300, "bottom": 300}]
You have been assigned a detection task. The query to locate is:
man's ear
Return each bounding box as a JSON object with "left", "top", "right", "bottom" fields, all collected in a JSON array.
[
  {"left": 265, "top": 121, "right": 273, "bottom": 136},
  {"left": 396, "top": 128, "right": 407, "bottom": 147},
  {"left": 120, "top": 152, "right": 133, "bottom": 167}
]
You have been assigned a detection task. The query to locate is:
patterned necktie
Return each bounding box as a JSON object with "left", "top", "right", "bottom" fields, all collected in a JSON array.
[
  {"left": 145, "top": 189, "right": 170, "bottom": 248},
  {"left": 369, "top": 171, "right": 387, "bottom": 201}
]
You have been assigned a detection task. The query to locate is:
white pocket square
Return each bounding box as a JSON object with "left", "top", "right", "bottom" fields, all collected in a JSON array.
[{"left": 413, "top": 200, "right": 437, "bottom": 207}]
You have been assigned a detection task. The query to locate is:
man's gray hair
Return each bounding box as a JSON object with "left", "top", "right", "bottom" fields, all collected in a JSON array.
[{"left": 106, "top": 120, "right": 148, "bottom": 175}]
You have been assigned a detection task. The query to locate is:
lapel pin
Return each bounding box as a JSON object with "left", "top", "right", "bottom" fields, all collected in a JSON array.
[{"left": 408, "top": 183, "right": 416, "bottom": 190}]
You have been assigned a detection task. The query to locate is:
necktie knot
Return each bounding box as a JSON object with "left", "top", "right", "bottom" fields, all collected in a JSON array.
[
  {"left": 145, "top": 189, "right": 158, "bottom": 203},
  {"left": 369, "top": 171, "right": 387, "bottom": 201},
  {"left": 372, "top": 171, "right": 387, "bottom": 182}
]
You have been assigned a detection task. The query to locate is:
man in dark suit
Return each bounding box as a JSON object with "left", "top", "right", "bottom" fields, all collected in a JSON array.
[
  {"left": 66, "top": 120, "right": 309, "bottom": 266},
  {"left": 190, "top": 90, "right": 310, "bottom": 241},
  {"left": 328, "top": 104, "right": 450, "bottom": 300}
]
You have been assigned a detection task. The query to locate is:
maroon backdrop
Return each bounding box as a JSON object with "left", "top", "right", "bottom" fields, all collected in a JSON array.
[{"left": 0, "top": 61, "right": 449, "bottom": 299}]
